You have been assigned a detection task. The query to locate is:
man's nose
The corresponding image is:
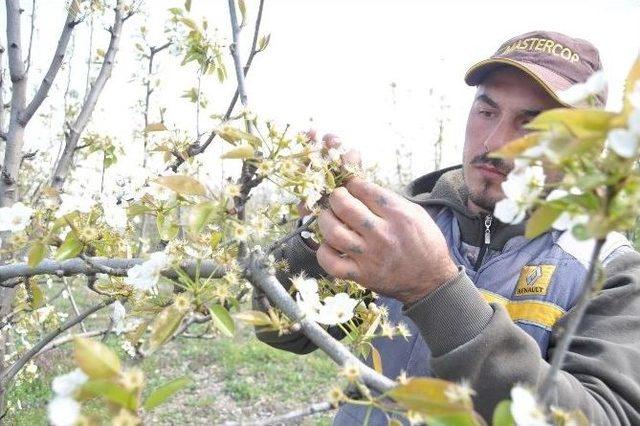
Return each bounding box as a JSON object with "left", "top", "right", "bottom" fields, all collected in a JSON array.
[{"left": 483, "top": 117, "right": 518, "bottom": 153}]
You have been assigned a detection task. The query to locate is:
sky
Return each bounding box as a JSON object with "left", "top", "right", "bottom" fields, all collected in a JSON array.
[{"left": 2, "top": 0, "right": 640, "bottom": 189}]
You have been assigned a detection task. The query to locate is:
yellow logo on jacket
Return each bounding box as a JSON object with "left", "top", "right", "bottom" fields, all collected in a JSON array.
[{"left": 514, "top": 265, "right": 556, "bottom": 296}]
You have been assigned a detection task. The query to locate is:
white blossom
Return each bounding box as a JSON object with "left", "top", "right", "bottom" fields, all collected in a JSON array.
[
  {"left": 557, "top": 70, "right": 606, "bottom": 106},
  {"left": 55, "top": 193, "right": 95, "bottom": 218},
  {"left": 0, "top": 202, "right": 34, "bottom": 232},
  {"left": 494, "top": 165, "right": 546, "bottom": 224},
  {"left": 510, "top": 385, "right": 549, "bottom": 426},
  {"left": 316, "top": 293, "right": 359, "bottom": 325},
  {"left": 494, "top": 198, "right": 526, "bottom": 225},
  {"left": 47, "top": 396, "right": 81, "bottom": 426},
  {"left": 303, "top": 187, "right": 323, "bottom": 210},
  {"left": 291, "top": 275, "right": 320, "bottom": 304},
  {"left": 52, "top": 369, "right": 88, "bottom": 397},
  {"left": 607, "top": 128, "right": 638, "bottom": 158},
  {"left": 122, "top": 340, "right": 137, "bottom": 357},
  {"left": 111, "top": 301, "right": 126, "bottom": 335},
  {"left": 126, "top": 251, "right": 169, "bottom": 292}
]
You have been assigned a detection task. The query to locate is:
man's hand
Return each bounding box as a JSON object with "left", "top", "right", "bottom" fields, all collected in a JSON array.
[{"left": 316, "top": 177, "right": 458, "bottom": 305}]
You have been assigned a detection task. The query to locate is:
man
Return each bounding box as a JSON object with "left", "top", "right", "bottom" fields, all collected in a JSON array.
[{"left": 255, "top": 31, "right": 640, "bottom": 424}]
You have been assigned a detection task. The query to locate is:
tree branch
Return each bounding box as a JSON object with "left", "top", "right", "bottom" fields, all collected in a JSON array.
[
  {"left": 168, "top": 0, "right": 266, "bottom": 172},
  {"left": 36, "top": 324, "right": 137, "bottom": 357},
  {"left": 0, "top": 297, "right": 115, "bottom": 384},
  {"left": 243, "top": 252, "right": 395, "bottom": 394},
  {"left": 0, "top": 43, "right": 5, "bottom": 136},
  {"left": 23, "top": 0, "right": 36, "bottom": 75},
  {"left": 537, "top": 238, "right": 605, "bottom": 405},
  {"left": 223, "top": 401, "right": 335, "bottom": 426},
  {"left": 0, "top": 257, "right": 224, "bottom": 284},
  {"left": 50, "top": 0, "right": 128, "bottom": 190},
  {"left": 20, "top": 5, "right": 79, "bottom": 127},
  {"left": 1, "top": 0, "right": 28, "bottom": 206}
]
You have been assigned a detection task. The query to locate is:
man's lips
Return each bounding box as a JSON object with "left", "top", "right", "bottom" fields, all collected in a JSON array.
[{"left": 475, "top": 164, "right": 508, "bottom": 179}]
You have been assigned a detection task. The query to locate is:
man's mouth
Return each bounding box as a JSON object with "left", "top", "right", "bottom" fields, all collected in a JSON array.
[{"left": 474, "top": 163, "right": 508, "bottom": 178}]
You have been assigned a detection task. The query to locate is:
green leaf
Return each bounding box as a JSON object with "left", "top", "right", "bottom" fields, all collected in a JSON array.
[
  {"left": 184, "top": 0, "right": 192, "bottom": 12},
  {"left": 624, "top": 55, "right": 640, "bottom": 108},
  {"left": 55, "top": 233, "right": 83, "bottom": 261},
  {"left": 492, "top": 400, "right": 515, "bottom": 426},
  {"left": 83, "top": 379, "right": 137, "bottom": 410},
  {"left": 526, "top": 108, "right": 614, "bottom": 138},
  {"left": 258, "top": 34, "right": 271, "bottom": 51},
  {"left": 189, "top": 201, "right": 217, "bottom": 234},
  {"left": 144, "top": 122, "right": 168, "bottom": 132},
  {"left": 220, "top": 145, "right": 255, "bottom": 160},
  {"left": 427, "top": 412, "right": 481, "bottom": 426},
  {"left": 155, "top": 175, "right": 208, "bottom": 196},
  {"left": 28, "top": 241, "right": 47, "bottom": 267},
  {"left": 179, "top": 17, "right": 199, "bottom": 32},
  {"left": 209, "top": 305, "right": 235, "bottom": 337},
  {"left": 144, "top": 377, "right": 191, "bottom": 410},
  {"left": 234, "top": 310, "right": 272, "bottom": 326},
  {"left": 525, "top": 204, "right": 563, "bottom": 239},
  {"left": 156, "top": 211, "right": 180, "bottom": 241},
  {"left": 371, "top": 347, "right": 383, "bottom": 374},
  {"left": 217, "top": 126, "right": 262, "bottom": 146},
  {"left": 490, "top": 133, "right": 541, "bottom": 159},
  {"left": 386, "top": 377, "right": 473, "bottom": 416},
  {"left": 210, "top": 231, "right": 223, "bottom": 249},
  {"left": 127, "top": 203, "right": 153, "bottom": 217},
  {"left": 148, "top": 306, "right": 188, "bottom": 351},
  {"left": 27, "top": 281, "right": 44, "bottom": 310},
  {"left": 74, "top": 337, "right": 121, "bottom": 379}
]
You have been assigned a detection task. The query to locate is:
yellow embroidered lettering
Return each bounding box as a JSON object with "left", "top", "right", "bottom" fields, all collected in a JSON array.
[{"left": 552, "top": 43, "right": 563, "bottom": 56}]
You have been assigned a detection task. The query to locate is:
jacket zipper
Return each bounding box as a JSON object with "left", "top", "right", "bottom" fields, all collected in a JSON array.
[{"left": 473, "top": 214, "right": 492, "bottom": 270}]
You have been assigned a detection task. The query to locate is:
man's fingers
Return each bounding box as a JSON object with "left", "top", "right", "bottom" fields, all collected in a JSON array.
[
  {"left": 344, "top": 177, "right": 404, "bottom": 218},
  {"left": 317, "top": 243, "right": 362, "bottom": 282},
  {"left": 328, "top": 187, "right": 382, "bottom": 235},
  {"left": 317, "top": 209, "right": 366, "bottom": 256}
]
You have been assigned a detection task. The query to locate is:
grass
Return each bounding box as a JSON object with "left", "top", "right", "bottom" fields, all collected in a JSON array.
[{"left": 6, "top": 324, "right": 338, "bottom": 425}]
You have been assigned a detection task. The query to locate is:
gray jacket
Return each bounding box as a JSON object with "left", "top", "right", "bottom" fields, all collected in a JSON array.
[{"left": 255, "top": 166, "right": 640, "bottom": 425}]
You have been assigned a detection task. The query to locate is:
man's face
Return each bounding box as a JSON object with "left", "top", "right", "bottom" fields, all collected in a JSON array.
[{"left": 462, "top": 67, "right": 561, "bottom": 214}]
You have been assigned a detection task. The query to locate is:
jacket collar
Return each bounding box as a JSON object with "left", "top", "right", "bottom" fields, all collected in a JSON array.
[{"left": 402, "top": 165, "right": 525, "bottom": 250}]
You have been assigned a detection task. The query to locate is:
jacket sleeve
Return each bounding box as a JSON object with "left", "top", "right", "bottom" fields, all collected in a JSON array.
[
  {"left": 252, "top": 232, "right": 344, "bottom": 354},
  {"left": 403, "top": 249, "right": 640, "bottom": 424}
]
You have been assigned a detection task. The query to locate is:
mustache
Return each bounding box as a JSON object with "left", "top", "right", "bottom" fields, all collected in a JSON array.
[{"left": 471, "top": 153, "right": 511, "bottom": 175}]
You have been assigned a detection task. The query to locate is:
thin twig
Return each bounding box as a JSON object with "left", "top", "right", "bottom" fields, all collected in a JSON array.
[
  {"left": 537, "top": 238, "right": 606, "bottom": 405},
  {"left": 63, "top": 277, "right": 87, "bottom": 333},
  {"left": 268, "top": 216, "right": 316, "bottom": 253},
  {"left": 36, "top": 324, "right": 137, "bottom": 357},
  {"left": 1, "top": 297, "right": 115, "bottom": 384},
  {"left": 223, "top": 401, "right": 335, "bottom": 426}
]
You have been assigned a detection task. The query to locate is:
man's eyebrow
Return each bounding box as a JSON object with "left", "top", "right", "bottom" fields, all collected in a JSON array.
[{"left": 475, "top": 94, "right": 498, "bottom": 108}]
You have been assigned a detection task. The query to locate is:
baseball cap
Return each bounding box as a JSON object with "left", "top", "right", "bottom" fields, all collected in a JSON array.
[{"left": 465, "top": 30, "right": 607, "bottom": 108}]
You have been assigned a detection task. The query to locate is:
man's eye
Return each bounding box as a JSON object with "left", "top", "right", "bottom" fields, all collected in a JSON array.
[{"left": 478, "top": 110, "right": 494, "bottom": 118}]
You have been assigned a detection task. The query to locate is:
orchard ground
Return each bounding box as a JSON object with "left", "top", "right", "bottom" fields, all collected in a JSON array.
[{"left": 7, "top": 289, "right": 336, "bottom": 425}]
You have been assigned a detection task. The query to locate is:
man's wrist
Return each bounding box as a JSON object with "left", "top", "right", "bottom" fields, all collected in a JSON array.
[{"left": 401, "top": 260, "right": 460, "bottom": 305}]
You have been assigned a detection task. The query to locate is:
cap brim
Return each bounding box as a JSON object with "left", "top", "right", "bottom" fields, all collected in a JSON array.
[{"left": 464, "top": 58, "right": 574, "bottom": 108}]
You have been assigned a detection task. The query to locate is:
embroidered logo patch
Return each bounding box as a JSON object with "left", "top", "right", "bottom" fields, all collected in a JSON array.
[{"left": 514, "top": 265, "right": 556, "bottom": 297}]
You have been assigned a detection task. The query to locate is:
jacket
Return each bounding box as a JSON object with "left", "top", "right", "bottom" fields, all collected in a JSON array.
[{"left": 255, "top": 165, "right": 640, "bottom": 425}]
